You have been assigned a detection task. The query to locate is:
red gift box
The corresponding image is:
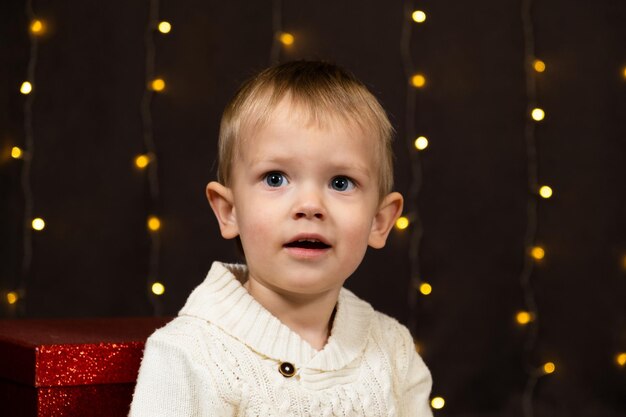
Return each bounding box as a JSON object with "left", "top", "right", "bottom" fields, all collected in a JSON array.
[{"left": 0, "top": 317, "right": 169, "bottom": 417}]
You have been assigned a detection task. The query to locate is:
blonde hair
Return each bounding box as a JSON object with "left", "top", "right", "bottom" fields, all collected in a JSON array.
[{"left": 217, "top": 61, "right": 395, "bottom": 199}]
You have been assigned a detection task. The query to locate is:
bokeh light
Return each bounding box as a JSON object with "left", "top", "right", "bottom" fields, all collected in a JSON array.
[
  {"left": 395, "top": 216, "right": 410, "bottom": 230},
  {"left": 32, "top": 218, "right": 45, "bottom": 231},
  {"left": 414, "top": 136, "right": 429, "bottom": 150},
  {"left": 431, "top": 397, "right": 445, "bottom": 410},
  {"left": 158, "top": 21, "right": 171, "bottom": 34},
  {"left": 410, "top": 74, "right": 426, "bottom": 88},
  {"left": 531, "top": 108, "right": 545, "bottom": 121},
  {"left": 412, "top": 10, "right": 426, "bottom": 23},
  {"left": 151, "top": 282, "right": 165, "bottom": 295}
]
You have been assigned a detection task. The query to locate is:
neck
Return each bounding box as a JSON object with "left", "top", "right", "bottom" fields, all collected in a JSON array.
[{"left": 244, "top": 279, "right": 339, "bottom": 351}]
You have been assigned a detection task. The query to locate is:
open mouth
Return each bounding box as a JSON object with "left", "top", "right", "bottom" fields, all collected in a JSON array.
[{"left": 284, "top": 239, "right": 331, "bottom": 250}]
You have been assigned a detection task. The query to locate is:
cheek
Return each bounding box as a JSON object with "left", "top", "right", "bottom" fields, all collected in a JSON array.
[
  {"left": 236, "top": 205, "right": 276, "bottom": 248},
  {"left": 339, "top": 213, "right": 375, "bottom": 249}
]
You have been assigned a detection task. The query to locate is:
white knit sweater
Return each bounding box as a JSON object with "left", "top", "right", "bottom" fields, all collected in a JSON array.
[{"left": 129, "top": 262, "right": 432, "bottom": 417}]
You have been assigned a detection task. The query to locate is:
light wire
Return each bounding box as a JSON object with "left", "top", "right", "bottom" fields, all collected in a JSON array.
[
  {"left": 141, "top": 0, "right": 163, "bottom": 316},
  {"left": 520, "top": 0, "right": 542, "bottom": 415},
  {"left": 17, "top": 0, "right": 40, "bottom": 315},
  {"left": 400, "top": 0, "right": 425, "bottom": 337}
]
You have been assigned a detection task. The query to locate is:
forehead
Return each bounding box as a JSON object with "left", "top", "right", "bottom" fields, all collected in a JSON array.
[{"left": 237, "top": 99, "right": 378, "bottom": 160}]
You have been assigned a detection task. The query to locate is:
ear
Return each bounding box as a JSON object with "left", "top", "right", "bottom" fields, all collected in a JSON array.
[
  {"left": 206, "top": 181, "right": 239, "bottom": 239},
  {"left": 368, "top": 192, "right": 404, "bottom": 249}
]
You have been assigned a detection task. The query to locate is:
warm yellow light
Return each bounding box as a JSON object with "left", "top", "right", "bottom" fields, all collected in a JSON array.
[
  {"left": 414, "top": 136, "right": 429, "bottom": 150},
  {"left": 147, "top": 216, "right": 161, "bottom": 231},
  {"left": 6, "top": 292, "right": 19, "bottom": 305},
  {"left": 157, "top": 21, "right": 171, "bottom": 34},
  {"left": 543, "top": 362, "right": 556, "bottom": 374},
  {"left": 151, "top": 78, "right": 166, "bottom": 92},
  {"left": 412, "top": 10, "right": 427, "bottom": 23},
  {"left": 419, "top": 283, "right": 432, "bottom": 296},
  {"left": 616, "top": 353, "right": 626, "bottom": 367},
  {"left": 410, "top": 74, "right": 426, "bottom": 88},
  {"left": 539, "top": 185, "right": 553, "bottom": 199},
  {"left": 279, "top": 32, "right": 295, "bottom": 46},
  {"left": 621, "top": 254, "right": 626, "bottom": 271},
  {"left": 151, "top": 282, "right": 165, "bottom": 295},
  {"left": 431, "top": 397, "right": 445, "bottom": 410},
  {"left": 622, "top": 67, "right": 626, "bottom": 80},
  {"left": 531, "top": 108, "right": 545, "bottom": 121},
  {"left": 395, "top": 216, "right": 410, "bottom": 230},
  {"left": 32, "top": 218, "right": 45, "bottom": 231},
  {"left": 11, "top": 146, "right": 24, "bottom": 159},
  {"left": 20, "top": 81, "right": 33, "bottom": 95},
  {"left": 135, "top": 154, "right": 150, "bottom": 169},
  {"left": 533, "top": 59, "right": 546, "bottom": 73},
  {"left": 30, "top": 19, "right": 44, "bottom": 35},
  {"left": 530, "top": 246, "right": 545, "bottom": 261},
  {"left": 516, "top": 311, "right": 533, "bottom": 325}
]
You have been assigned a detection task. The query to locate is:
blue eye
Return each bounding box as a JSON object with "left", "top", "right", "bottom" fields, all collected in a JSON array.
[
  {"left": 264, "top": 172, "right": 288, "bottom": 187},
  {"left": 330, "top": 176, "right": 355, "bottom": 192}
]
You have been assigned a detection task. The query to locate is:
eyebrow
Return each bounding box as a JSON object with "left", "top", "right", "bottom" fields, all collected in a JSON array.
[{"left": 248, "top": 154, "right": 373, "bottom": 177}]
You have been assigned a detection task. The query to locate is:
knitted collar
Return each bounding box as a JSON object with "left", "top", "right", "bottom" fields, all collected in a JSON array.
[{"left": 179, "top": 262, "right": 374, "bottom": 372}]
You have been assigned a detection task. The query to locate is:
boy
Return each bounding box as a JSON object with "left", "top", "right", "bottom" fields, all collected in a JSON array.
[{"left": 130, "top": 61, "right": 432, "bottom": 416}]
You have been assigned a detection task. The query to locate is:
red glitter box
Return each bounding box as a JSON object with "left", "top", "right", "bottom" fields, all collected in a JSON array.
[{"left": 0, "top": 317, "right": 169, "bottom": 417}]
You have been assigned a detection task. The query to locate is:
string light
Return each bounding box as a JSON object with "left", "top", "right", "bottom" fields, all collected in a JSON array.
[
  {"left": 11, "top": 147, "right": 24, "bottom": 159},
  {"left": 31, "top": 218, "right": 45, "bottom": 231},
  {"left": 520, "top": 1, "right": 547, "bottom": 414},
  {"left": 410, "top": 73, "right": 426, "bottom": 88},
  {"left": 142, "top": 0, "right": 164, "bottom": 316},
  {"left": 135, "top": 154, "right": 151, "bottom": 169},
  {"left": 531, "top": 108, "right": 545, "bottom": 121},
  {"left": 533, "top": 59, "right": 546, "bottom": 73},
  {"left": 412, "top": 10, "right": 426, "bottom": 23},
  {"left": 157, "top": 21, "right": 171, "bottom": 34},
  {"left": 430, "top": 397, "right": 445, "bottom": 410},
  {"left": 414, "top": 136, "right": 429, "bottom": 150},
  {"left": 151, "top": 282, "right": 165, "bottom": 295},
  {"left": 395, "top": 216, "right": 410, "bottom": 230},
  {"left": 419, "top": 282, "right": 432, "bottom": 296},
  {"left": 278, "top": 32, "right": 294, "bottom": 46},
  {"left": 6, "top": 292, "right": 19, "bottom": 305},
  {"left": 150, "top": 78, "right": 166, "bottom": 92},
  {"left": 147, "top": 216, "right": 161, "bottom": 232},
  {"left": 616, "top": 353, "right": 626, "bottom": 367},
  {"left": 20, "top": 81, "right": 33, "bottom": 95},
  {"left": 401, "top": 0, "right": 428, "bottom": 344},
  {"left": 538, "top": 185, "right": 552, "bottom": 199},
  {"left": 11, "top": 0, "right": 43, "bottom": 314},
  {"left": 542, "top": 362, "right": 556, "bottom": 374}
]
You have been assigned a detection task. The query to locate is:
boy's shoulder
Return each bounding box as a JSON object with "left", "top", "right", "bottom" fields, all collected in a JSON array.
[
  {"left": 340, "top": 287, "right": 415, "bottom": 349},
  {"left": 144, "top": 314, "right": 217, "bottom": 348}
]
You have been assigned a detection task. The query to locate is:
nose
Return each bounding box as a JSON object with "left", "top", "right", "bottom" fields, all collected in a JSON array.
[{"left": 292, "top": 185, "right": 326, "bottom": 220}]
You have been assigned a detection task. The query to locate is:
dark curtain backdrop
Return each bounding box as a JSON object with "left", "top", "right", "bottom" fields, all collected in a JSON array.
[{"left": 1, "top": 1, "right": 625, "bottom": 416}]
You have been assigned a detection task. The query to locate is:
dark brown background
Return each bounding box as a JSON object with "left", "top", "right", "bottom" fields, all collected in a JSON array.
[{"left": 1, "top": 0, "right": 625, "bottom": 416}]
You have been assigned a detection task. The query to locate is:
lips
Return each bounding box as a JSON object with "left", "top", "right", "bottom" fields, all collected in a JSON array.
[{"left": 283, "top": 235, "right": 331, "bottom": 250}]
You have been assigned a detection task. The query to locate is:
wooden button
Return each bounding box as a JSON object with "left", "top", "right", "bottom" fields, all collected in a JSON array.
[{"left": 278, "top": 362, "right": 296, "bottom": 378}]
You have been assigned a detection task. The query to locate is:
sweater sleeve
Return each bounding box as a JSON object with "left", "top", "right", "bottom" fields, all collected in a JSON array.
[
  {"left": 398, "top": 325, "right": 433, "bottom": 417},
  {"left": 128, "top": 328, "right": 225, "bottom": 417}
]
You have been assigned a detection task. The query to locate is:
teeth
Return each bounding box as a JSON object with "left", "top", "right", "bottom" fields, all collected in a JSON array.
[{"left": 285, "top": 238, "right": 330, "bottom": 249}]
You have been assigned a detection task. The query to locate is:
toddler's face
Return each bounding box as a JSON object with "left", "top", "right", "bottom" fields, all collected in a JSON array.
[{"left": 227, "top": 100, "right": 384, "bottom": 297}]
